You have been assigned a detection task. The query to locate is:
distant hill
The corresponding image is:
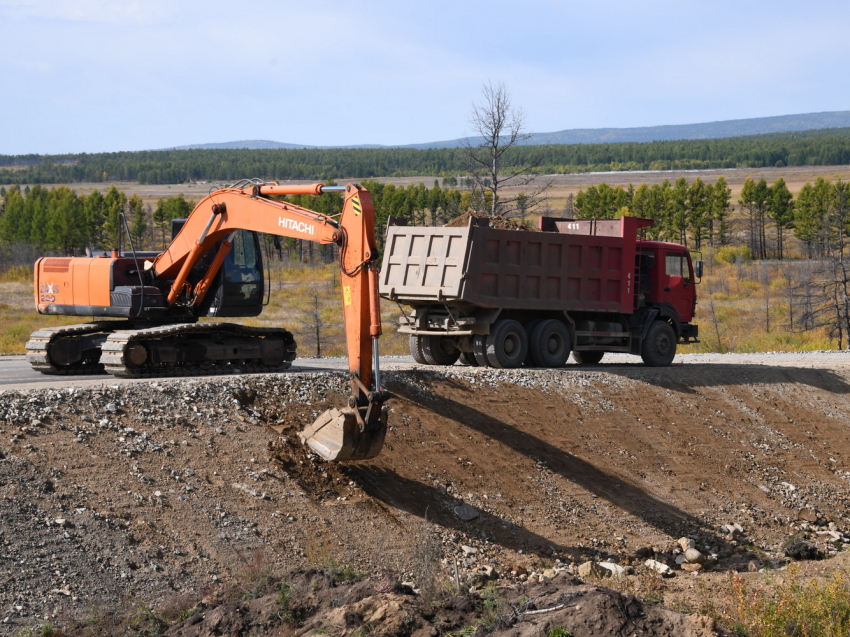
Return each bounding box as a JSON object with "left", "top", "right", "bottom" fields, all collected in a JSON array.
[{"left": 172, "top": 110, "right": 850, "bottom": 151}]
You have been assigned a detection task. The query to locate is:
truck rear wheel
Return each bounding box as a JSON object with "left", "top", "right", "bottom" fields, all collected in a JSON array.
[
  {"left": 409, "top": 335, "right": 427, "bottom": 364},
  {"left": 641, "top": 321, "right": 676, "bottom": 367},
  {"left": 486, "top": 319, "right": 528, "bottom": 369},
  {"left": 422, "top": 335, "right": 461, "bottom": 366},
  {"left": 529, "top": 319, "right": 571, "bottom": 368},
  {"left": 459, "top": 351, "right": 479, "bottom": 366},
  {"left": 572, "top": 351, "right": 604, "bottom": 365},
  {"left": 473, "top": 335, "right": 490, "bottom": 367}
]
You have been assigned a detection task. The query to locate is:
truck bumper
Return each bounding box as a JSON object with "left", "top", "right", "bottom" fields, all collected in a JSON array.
[{"left": 678, "top": 323, "right": 699, "bottom": 344}]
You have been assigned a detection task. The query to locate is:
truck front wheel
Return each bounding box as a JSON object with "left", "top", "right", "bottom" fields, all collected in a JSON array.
[
  {"left": 409, "top": 335, "right": 428, "bottom": 364},
  {"left": 641, "top": 321, "right": 676, "bottom": 367},
  {"left": 486, "top": 319, "right": 528, "bottom": 369}
]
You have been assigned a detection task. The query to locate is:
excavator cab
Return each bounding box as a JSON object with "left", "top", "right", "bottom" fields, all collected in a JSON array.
[{"left": 172, "top": 219, "right": 265, "bottom": 318}]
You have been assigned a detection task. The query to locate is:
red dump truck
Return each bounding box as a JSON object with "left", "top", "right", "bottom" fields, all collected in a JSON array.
[{"left": 379, "top": 216, "right": 701, "bottom": 368}]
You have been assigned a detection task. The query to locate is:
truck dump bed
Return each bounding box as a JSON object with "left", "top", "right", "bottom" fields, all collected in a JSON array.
[{"left": 380, "top": 216, "right": 652, "bottom": 316}]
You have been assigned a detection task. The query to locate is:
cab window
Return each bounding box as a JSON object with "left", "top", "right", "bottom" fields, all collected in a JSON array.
[{"left": 666, "top": 252, "right": 684, "bottom": 277}]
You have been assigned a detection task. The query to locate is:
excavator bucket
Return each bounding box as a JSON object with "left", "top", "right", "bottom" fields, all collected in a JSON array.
[{"left": 298, "top": 407, "right": 387, "bottom": 462}]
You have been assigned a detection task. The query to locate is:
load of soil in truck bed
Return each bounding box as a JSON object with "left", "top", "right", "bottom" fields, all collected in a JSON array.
[{"left": 445, "top": 211, "right": 535, "bottom": 231}]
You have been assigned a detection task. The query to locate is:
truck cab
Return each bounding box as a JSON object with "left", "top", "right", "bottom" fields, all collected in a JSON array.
[{"left": 637, "top": 241, "right": 698, "bottom": 331}]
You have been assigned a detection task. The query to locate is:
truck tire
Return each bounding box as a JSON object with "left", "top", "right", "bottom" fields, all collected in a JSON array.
[
  {"left": 641, "top": 321, "right": 676, "bottom": 367},
  {"left": 409, "top": 335, "right": 428, "bottom": 364},
  {"left": 422, "top": 335, "right": 461, "bottom": 366},
  {"left": 459, "top": 351, "right": 479, "bottom": 366},
  {"left": 572, "top": 351, "right": 604, "bottom": 365},
  {"left": 473, "top": 335, "right": 490, "bottom": 367},
  {"left": 529, "top": 319, "right": 571, "bottom": 368},
  {"left": 486, "top": 319, "right": 528, "bottom": 369}
]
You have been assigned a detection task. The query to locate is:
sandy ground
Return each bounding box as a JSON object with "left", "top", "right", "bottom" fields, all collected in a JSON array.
[{"left": 2, "top": 352, "right": 850, "bottom": 635}]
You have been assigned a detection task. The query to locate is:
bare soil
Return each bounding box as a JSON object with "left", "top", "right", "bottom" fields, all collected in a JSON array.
[{"left": 2, "top": 353, "right": 850, "bottom": 635}]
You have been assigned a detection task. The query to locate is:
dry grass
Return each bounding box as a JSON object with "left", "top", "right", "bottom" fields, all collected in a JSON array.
[
  {"left": 695, "top": 254, "right": 836, "bottom": 354},
  {"left": 0, "top": 282, "right": 81, "bottom": 354},
  {"left": 717, "top": 565, "right": 850, "bottom": 636}
]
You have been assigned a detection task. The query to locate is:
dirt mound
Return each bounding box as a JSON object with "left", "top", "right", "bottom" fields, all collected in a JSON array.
[
  {"left": 157, "top": 567, "right": 715, "bottom": 637},
  {"left": 445, "top": 211, "right": 533, "bottom": 231},
  {"left": 3, "top": 356, "right": 850, "bottom": 634}
]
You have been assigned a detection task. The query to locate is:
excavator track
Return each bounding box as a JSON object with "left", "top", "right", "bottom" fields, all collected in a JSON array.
[
  {"left": 100, "top": 322, "right": 297, "bottom": 378},
  {"left": 26, "top": 321, "right": 125, "bottom": 375}
]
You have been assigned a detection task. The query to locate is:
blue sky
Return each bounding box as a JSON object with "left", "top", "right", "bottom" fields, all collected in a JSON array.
[{"left": 2, "top": 0, "right": 849, "bottom": 155}]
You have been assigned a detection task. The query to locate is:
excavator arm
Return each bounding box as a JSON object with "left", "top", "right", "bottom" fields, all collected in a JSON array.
[{"left": 150, "top": 182, "right": 388, "bottom": 461}]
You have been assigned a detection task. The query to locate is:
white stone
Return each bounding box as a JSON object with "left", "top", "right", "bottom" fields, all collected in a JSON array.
[
  {"left": 644, "top": 559, "right": 674, "bottom": 577},
  {"left": 599, "top": 562, "right": 627, "bottom": 577}
]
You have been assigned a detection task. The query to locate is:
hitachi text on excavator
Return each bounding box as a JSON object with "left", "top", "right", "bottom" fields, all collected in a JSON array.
[{"left": 27, "top": 181, "right": 389, "bottom": 462}]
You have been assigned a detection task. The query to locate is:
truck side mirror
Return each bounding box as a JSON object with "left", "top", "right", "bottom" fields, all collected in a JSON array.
[{"left": 695, "top": 260, "right": 703, "bottom": 279}]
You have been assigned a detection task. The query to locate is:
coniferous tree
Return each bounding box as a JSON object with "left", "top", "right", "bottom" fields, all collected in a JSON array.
[
  {"left": 26, "top": 185, "right": 49, "bottom": 247},
  {"left": 794, "top": 177, "right": 833, "bottom": 256},
  {"left": 686, "top": 178, "right": 711, "bottom": 249},
  {"left": 739, "top": 178, "right": 770, "bottom": 259},
  {"left": 84, "top": 190, "right": 106, "bottom": 250},
  {"left": 0, "top": 185, "right": 27, "bottom": 243},
  {"left": 767, "top": 178, "right": 794, "bottom": 261},
  {"left": 45, "top": 186, "right": 85, "bottom": 254},
  {"left": 668, "top": 178, "right": 689, "bottom": 246},
  {"left": 711, "top": 177, "right": 732, "bottom": 247},
  {"left": 103, "top": 186, "right": 128, "bottom": 249},
  {"left": 128, "top": 194, "right": 147, "bottom": 250}
]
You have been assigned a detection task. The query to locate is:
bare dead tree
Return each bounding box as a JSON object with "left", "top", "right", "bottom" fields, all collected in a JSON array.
[{"left": 461, "top": 81, "right": 549, "bottom": 217}]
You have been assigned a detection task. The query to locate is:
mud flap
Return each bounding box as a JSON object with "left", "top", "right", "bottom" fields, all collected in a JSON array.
[{"left": 298, "top": 407, "right": 387, "bottom": 461}]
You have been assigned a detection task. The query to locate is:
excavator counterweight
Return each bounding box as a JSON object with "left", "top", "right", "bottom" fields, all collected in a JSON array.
[{"left": 29, "top": 181, "right": 388, "bottom": 462}]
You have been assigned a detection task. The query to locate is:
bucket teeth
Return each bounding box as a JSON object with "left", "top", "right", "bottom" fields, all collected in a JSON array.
[{"left": 299, "top": 407, "right": 386, "bottom": 462}]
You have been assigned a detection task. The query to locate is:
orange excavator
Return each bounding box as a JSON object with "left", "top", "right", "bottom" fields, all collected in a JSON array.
[{"left": 27, "top": 181, "right": 388, "bottom": 461}]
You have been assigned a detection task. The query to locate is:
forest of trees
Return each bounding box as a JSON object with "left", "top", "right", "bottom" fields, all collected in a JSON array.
[
  {"left": 0, "top": 184, "right": 194, "bottom": 256},
  {"left": 5, "top": 175, "right": 850, "bottom": 347},
  {"left": 571, "top": 176, "right": 850, "bottom": 264},
  {"left": 0, "top": 180, "right": 473, "bottom": 258},
  {"left": 4, "top": 127, "right": 850, "bottom": 185},
  {"left": 3, "top": 176, "right": 850, "bottom": 263}
]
